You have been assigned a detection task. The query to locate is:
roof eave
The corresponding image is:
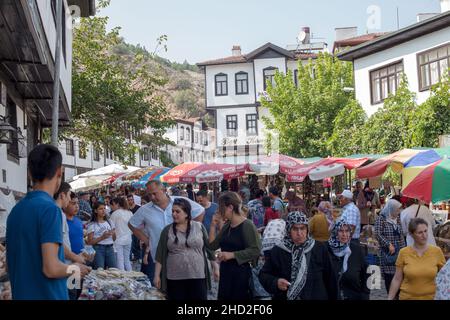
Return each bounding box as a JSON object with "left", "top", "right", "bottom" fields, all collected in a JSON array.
[{"left": 337, "top": 11, "right": 450, "bottom": 61}]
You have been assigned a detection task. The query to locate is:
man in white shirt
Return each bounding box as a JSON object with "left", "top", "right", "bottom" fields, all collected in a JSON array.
[
  {"left": 128, "top": 180, "right": 205, "bottom": 270},
  {"left": 400, "top": 200, "right": 436, "bottom": 246}
]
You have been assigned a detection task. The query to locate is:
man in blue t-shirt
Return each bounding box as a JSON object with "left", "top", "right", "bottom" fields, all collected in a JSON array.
[
  {"left": 64, "top": 192, "right": 85, "bottom": 255},
  {"left": 196, "top": 190, "right": 219, "bottom": 233},
  {"left": 6, "top": 144, "right": 90, "bottom": 300}
]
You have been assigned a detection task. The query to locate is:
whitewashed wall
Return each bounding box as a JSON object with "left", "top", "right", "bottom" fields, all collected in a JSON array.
[
  {"left": 205, "top": 63, "right": 255, "bottom": 107},
  {"left": 353, "top": 26, "right": 450, "bottom": 116},
  {"left": 36, "top": 0, "right": 73, "bottom": 109}
]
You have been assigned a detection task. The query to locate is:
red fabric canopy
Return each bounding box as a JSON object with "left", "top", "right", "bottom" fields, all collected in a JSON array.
[
  {"left": 161, "top": 163, "right": 201, "bottom": 184},
  {"left": 179, "top": 163, "right": 248, "bottom": 183},
  {"left": 249, "top": 154, "right": 305, "bottom": 174},
  {"left": 286, "top": 157, "right": 369, "bottom": 182}
]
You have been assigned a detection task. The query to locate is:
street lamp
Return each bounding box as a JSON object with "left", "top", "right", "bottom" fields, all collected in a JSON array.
[{"left": 0, "top": 115, "right": 15, "bottom": 145}]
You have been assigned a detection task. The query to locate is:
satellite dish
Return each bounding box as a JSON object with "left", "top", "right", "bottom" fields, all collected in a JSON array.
[{"left": 297, "top": 31, "right": 307, "bottom": 43}]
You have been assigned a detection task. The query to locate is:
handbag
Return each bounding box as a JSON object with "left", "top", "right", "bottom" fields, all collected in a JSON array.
[{"left": 384, "top": 243, "right": 399, "bottom": 265}]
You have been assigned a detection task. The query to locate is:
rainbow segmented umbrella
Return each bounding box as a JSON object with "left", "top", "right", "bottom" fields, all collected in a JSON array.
[
  {"left": 132, "top": 167, "right": 171, "bottom": 188},
  {"left": 402, "top": 147, "right": 450, "bottom": 189},
  {"left": 402, "top": 158, "right": 450, "bottom": 204}
]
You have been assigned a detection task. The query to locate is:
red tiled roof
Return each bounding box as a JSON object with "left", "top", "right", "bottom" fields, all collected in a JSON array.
[
  {"left": 294, "top": 52, "right": 319, "bottom": 60},
  {"left": 197, "top": 55, "right": 247, "bottom": 66},
  {"left": 333, "top": 33, "right": 389, "bottom": 51}
]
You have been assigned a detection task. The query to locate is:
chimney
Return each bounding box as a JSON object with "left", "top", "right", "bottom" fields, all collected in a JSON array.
[
  {"left": 441, "top": 0, "right": 450, "bottom": 13},
  {"left": 232, "top": 45, "right": 241, "bottom": 57},
  {"left": 417, "top": 13, "right": 439, "bottom": 22},
  {"left": 335, "top": 27, "right": 358, "bottom": 42}
]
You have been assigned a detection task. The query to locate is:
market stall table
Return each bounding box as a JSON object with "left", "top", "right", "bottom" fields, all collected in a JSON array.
[{"left": 79, "top": 268, "right": 166, "bottom": 300}]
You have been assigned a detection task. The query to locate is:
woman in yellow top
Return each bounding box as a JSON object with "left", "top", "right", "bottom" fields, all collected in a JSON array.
[
  {"left": 309, "top": 202, "right": 332, "bottom": 242},
  {"left": 388, "top": 218, "right": 446, "bottom": 300}
]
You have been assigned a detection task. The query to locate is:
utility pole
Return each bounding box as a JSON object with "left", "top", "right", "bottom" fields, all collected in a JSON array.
[
  {"left": 51, "top": 0, "right": 63, "bottom": 146},
  {"left": 396, "top": 7, "right": 400, "bottom": 30}
]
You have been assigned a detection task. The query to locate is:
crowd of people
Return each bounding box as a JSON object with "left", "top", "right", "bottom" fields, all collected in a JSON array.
[{"left": 4, "top": 144, "right": 450, "bottom": 301}]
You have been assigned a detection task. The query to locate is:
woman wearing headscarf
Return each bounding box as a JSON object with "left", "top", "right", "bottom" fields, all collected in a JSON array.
[
  {"left": 258, "top": 211, "right": 338, "bottom": 300},
  {"left": 328, "top": 220, "right": 370, "bottom": 300},
  {"left": 374, "top": 199, "right": 406, "bottom": 294},
  {"left": 309, "top": 201, "right": 333, "bottom": 242}
]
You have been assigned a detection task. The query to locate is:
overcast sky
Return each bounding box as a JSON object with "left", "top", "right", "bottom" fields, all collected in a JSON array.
[{"left": 101, "top": 0, "right": 441, "bottom": 64}]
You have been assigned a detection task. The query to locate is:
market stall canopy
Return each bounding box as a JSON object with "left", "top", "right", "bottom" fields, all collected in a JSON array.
[
  {"left": 402, "top": 147, "right": 450, "bottom": 189},
  {"left": 248, "top": 154, "right": 305, "bottom": 175},
  {"left": 161, "top": 163, "right": 202, "bottom": 184},
  {"left": 73, "top": 164, "right": 140, "bottom": 180},
  {"left": 120, "top": 166, "right": 166, "bottom": 181},
  {"left": 402, "top": 158, "right": 450, "bottom": 204},
  {"left": 179, "top": 163, "right": 248, "bottom": 183},
  {"left": 356, "top": 149, "right": 426, "bottom": 179},
  {"left": 70, "top": 176, "right": 108, "bottom": 192},
  {"left": 132, "top": 167, "right": 171, "bottom": 189},
  {"left": 286, "top": 157, "right": 369, "bottom": 182},
  {"left": 309, "top": 164, "right": 345, "bottom": 181}
]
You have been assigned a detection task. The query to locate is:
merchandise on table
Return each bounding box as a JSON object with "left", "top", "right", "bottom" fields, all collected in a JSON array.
[
  {"left": 435, "top": 220, "right": 450, "bottom": 259},
  {"left": 79, "top": 268, "right": 166, "bottom": 300},
  {"left": 0, "top": 243, "right": 11, "bottom": 300},
  {"left": 0, "top": 243, "right": 7, "bottom": 281}
]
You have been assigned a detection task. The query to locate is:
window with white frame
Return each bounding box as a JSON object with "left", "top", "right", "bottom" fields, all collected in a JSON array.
[
  {"left": 370, "top": 61, "right": 404, "bottom": 104},
  {"left": 179, "top": 126, "right": 184, "bottom": 140},
  {"left": 263, "top": 67, "right": 278, "bottom": 90},
  {"left": 226, "top": 115, "right": 238, "bottom": 137},
  {"left": 66, "top": 139, "right": 74, "bottom": 156},
  {"left": 215, "top": 73, "right": 228, "bottom": 96},
  {"left": 418, "top": 43, "right": 450, "bottom": 91},
  {"left": 186, "top": 127, "right": 191, "bottom": 142},
  {"left": 246, "top": 114, "right": 258, "bottom": 136},
  {"left": 235, "top": 72, "right": 249, "bottom": 95}
]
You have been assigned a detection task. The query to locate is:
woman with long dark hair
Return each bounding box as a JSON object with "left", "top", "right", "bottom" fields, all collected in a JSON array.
[
  {"left": 87, "top": 202, "right": 117, "bottom": 269},
  {"left": 154, "top": 198, "right": 215, "bottom": 300},
  {"left": 209, "top": 192, "right": 262, "bottom": 300}
]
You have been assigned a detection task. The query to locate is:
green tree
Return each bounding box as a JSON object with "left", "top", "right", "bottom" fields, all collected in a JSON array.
[
  {"left": 361, "top": 74, "right": 417, "bottom": 154},
  {"left": 67, "top": 5, "right": 173, "bottom": 164},
  {"left": 261, "top": 53, "right": 354, "bottom": 158},
  {"left": 328, "top": 100, "right": 367, "bottom": 157},
  {"left": 410, "top": 74, "right": 450, "bottom": 148},
  {"left": 174, "top": 90, "right": 198, "bottom": 116}
]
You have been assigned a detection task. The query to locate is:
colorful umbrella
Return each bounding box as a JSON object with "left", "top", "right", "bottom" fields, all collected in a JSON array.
[
  {"left": 402, "top": 158, "right": 450, "bottom": 204},
  {"left": 161, "top": 163, "right": 201, "bottom": 184},
  {"left": 132, "top": 167, "right": 171, "bottom": 188},
  {"left": 356, "top": 149, "right": 426, "bottom": 179},
  {"left": 402, "top": 147, "right": 450, "bottom": 189},
  {"left": 179, "top": 163, "right": 248, "bottom": 183}
]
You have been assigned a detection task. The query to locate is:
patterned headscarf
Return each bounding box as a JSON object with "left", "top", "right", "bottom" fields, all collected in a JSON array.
[
  {"left": 261, "top": 219, "right": 286, "bottom": 254},
  {"left": 328, "top": 219, "right": 352, "bottom": 273},
  {"left": 277, "top": 211, "right": 315, "bottom": 300}
]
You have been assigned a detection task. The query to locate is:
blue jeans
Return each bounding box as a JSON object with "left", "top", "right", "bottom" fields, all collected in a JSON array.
[
  {"left": 93, "top": 244, "right": 117, "bottom": 270},
  {"left": 141, "top": 253, "right": 155, "bottom": 285}
]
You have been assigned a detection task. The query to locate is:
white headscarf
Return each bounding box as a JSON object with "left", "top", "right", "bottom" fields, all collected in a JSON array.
[{"left": 381, "top": 199, "right": 402, "bottom": 228}]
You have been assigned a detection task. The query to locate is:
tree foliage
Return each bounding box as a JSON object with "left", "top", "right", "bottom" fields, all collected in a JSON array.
[
  {"left": 67, "top": 9, "right": 173, "bottom": 164},
  {"left": 328, "top": 100, "right": 367, "bottom": 157},
  {"left": 410, "top": 74, "right": 450, "bottom": 148},
  {"left": 261, "top": 53, "right": 355, "bottom": 158},
  {"left": 360, "top": 74, "right": 417, "bottom": 154}
]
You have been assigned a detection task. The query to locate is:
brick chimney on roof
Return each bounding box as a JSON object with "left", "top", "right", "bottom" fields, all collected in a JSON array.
[{"left": 232, "top": 45, "right": 241, "bottom": 57}]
